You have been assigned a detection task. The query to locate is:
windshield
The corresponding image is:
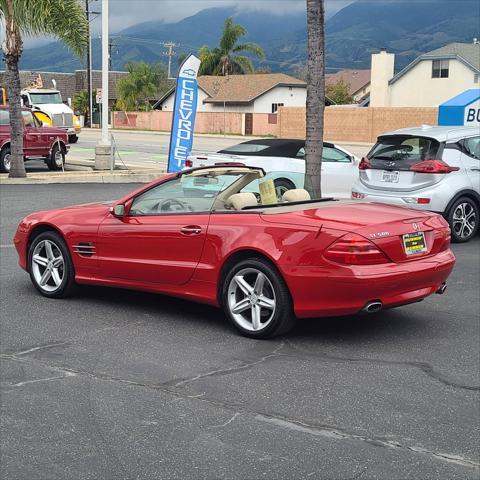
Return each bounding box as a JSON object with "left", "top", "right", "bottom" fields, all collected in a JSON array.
[
  {"left": 29, "top": 92, "right": 63, "bottom": 104},
  {"left": 368, "top": 135, "right": 441, "bottom": 171}
]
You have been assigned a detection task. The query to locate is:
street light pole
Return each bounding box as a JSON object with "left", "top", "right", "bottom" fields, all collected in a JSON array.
[{"left": 94, "top": 0, "right": 111, "bottom": 169}]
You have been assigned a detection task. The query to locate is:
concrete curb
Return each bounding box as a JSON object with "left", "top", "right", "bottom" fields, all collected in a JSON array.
[{"left": 0, "top": 170, "right": 166, "bottom": 185}]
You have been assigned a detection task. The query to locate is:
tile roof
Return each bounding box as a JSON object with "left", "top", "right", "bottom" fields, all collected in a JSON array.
[
  {"left": 325, "top": 69, "right": 371, "bottom": 95},
  {"left": 198, "top": 73, "right": 305, "bottom": 104}
]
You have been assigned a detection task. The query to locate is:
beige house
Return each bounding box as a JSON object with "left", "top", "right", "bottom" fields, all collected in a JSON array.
[
  {"left": 325, "top": 69, "right": 371, "bottom": 103},
  {"left": 370, "top": 41, "right": 480, "bottom": 107},
  {"left": 156, "top": 73, "right": 307, "bottom": 114}
]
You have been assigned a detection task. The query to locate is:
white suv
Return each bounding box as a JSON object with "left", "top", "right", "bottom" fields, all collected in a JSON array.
[{"left": 351, "top": 126, "right": 480, "bottom": 242}]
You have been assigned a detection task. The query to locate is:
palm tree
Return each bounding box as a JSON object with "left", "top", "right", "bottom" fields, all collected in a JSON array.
[
  {"left": 73, "top": 89, "right": 90, "bottom": 121},
  {"left": 198, "top": 17, "right": 265, "bottom": 76},
  {"left": 117, "top": 62, "right": 169, "bottom": 111},
  {"left": 304, "top": 0, "right": 325, "bottom": 198},
  {"left": 0, "top": 0, "right": 88, "bottom": 178}
]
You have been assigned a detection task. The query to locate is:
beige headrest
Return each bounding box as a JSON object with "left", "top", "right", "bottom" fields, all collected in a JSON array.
[
  {"left": 282, "top": 188, "right": 311, "bottom": 202},
  {"left": 228, "top": 192, "right": 258, "bottom": 210}
]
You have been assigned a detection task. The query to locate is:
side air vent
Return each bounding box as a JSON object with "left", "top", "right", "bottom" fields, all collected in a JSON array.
[{"left": 73, "top": 242, "right": 96, "bottom": 257}]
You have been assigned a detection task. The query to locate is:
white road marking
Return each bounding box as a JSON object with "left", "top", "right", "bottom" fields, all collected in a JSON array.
[{"left": 0, "top": 244, "right": 15, "bottom": 248}]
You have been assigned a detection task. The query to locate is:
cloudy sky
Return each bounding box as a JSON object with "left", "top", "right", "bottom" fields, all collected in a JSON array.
[{"left": 12, "top": 0, "right": 353, "bottom": 47}]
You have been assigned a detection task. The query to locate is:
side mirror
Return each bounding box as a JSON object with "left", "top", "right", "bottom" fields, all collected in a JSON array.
[{"left": 110, "top": 204, "right": 126, "bottom": 217}]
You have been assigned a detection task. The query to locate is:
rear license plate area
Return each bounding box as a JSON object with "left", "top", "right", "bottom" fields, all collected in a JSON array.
[
  {"left": 403, "top": 231, "right": 427, "bottom": 256},
  {"left": 381, "top": 170, "right": 399, "bottom": 183}
]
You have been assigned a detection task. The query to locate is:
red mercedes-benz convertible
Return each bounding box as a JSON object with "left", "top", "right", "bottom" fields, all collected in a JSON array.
[{"left": 14, "top": 166, "right": 455, "bottom": 338}]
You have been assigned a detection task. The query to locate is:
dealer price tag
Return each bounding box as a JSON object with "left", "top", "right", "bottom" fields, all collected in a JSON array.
[{"left": 403, "top": 231, "right": 428, "bottom": 256}]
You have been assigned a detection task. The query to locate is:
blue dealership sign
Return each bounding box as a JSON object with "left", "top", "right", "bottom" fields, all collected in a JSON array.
[
  {"left": 167, "top": 54, "right": 201, "bottom": 172},
  {"left": 438, "top": 89, "right": 480, "bottom": 127}
]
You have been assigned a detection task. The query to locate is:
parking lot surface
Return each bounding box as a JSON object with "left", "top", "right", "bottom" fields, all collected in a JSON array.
[{"left": 1, "top": 184, "right": 479, "bottom": 480}]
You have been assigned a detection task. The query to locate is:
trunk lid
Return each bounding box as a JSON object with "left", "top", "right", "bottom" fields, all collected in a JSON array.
[{"left": 260, "top": 200, "right": 449, "bottom": 262}]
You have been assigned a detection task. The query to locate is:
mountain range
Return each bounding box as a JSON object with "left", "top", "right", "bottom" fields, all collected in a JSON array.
[{"left": 17, "top": 0, "right": 480, "bottom": 75}]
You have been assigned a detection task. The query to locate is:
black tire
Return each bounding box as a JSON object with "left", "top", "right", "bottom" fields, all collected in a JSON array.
[
  {"left": 68, "top": 134, "right": 79, "bottom": 144},
  {"left": 222, "top": 257, "right": 296, "bottom": 339},
  {"left": 47, "top": 143, "right": 65, "bottom": 171},
  {"left": 28, "top": 231, "right": 76, "bottom": 298},
  {"left": 446, "top": 196, "right": 479, "bottom": 243},
  {"left": 0, "top": 146, "right": 11, "bottom": 173},
  {"left": 274, "top": 178, "right": 295, "bottom": 201}
]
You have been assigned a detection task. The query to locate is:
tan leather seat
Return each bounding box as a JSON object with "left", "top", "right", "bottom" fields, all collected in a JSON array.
[
  {"left": 282, "top": 189, "right": 311, "bottom": 202},
  {"left": 227, "top": 192, "right": 258, "bottom": 210}
]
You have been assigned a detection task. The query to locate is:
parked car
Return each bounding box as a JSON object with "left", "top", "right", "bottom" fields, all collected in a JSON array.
[
  {"left": 0, "top": 106, "right": 70, "bottom": 173},
  {"left": 351, "top": 126, "right": 480, "bottom": 242},
  {"left": 186, "top": 139, "right": 359, "bottom": 198},
  {"left": 14, "top": 165, "right": 455, "bottom": 339}
]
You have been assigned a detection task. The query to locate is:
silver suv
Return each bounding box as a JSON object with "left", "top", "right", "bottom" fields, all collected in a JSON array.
[{"left": 351, "top": 126, "right": 480, "bottom": 242}]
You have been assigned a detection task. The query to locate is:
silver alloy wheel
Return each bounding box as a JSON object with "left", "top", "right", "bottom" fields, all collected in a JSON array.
[
  {"left": 227, "top": 267, "right": 276, "bottom": 332},
  {"left": 54, "top": 149, "right": 63, "bottom": 167},
  {"left": 4, "top": 153, "right": 11, "bottom": 171},
  {"left": 452, "top": 202, "right": 476, "bottom": 239},
  {"left": 31, "top": 239, "right": 65, "bottom": 292},
  {"left": 275, "top": 185, "right": 289, "bottom": 200}
]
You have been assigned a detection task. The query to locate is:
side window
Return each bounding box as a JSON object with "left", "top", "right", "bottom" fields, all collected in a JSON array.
[
  {"left": 296, "top": 147, "right": 305, "bottom": 158},
  {"left": 0, "top": 110, "right": 9, "bottom": 125},
  {"left": 322, "top": 147, "right": 352, "bottom": 163},
  {"left": 464, "top": 136, "right": 480, "bottom": 160},
  {"left": 22, "top": 111, "right": 35, "bottom": 127}
]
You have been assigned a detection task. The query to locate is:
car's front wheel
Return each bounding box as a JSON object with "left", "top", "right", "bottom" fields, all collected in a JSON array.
[
  {"left": 222, "top": 258, "right": 295, "bottom": 338},
  {"left": 47, "top": 144, "right": 65, "bottom": 171},
  {"left": 447, "top": 197, "right": 478, "bottom": 243},
  {"left": 28, "top": 231, "right": 76, "bottom": 298}
]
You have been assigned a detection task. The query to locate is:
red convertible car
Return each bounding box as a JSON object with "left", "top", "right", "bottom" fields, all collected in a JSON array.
[{"left": 14, "top": 166, "right": 455, "bottom": 338}]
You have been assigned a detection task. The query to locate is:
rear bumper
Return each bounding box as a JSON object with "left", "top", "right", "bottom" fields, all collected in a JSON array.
[{"left": 282, "top": 250, "right": 455, "bottom": 318}]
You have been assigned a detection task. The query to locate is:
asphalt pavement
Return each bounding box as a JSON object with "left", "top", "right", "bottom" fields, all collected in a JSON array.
[{"left": 1, "top": 184, "right": 479, "bottom": 480}]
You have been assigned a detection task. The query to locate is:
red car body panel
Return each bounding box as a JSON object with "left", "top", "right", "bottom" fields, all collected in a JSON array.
[{"left": 14, "top": 174, "right": 456, "bottom": 318}]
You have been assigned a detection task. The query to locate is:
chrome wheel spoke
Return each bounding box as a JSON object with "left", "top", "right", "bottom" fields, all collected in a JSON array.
[
  {"left": 45, "top": 241, "right": 54, "bottom": 260},
  {"left": 51, "top": 268, "right": 62, "bottom": 287},
  {"left": 253, "top": 272, "right": 266, "bottom": 295},
  {"left": 39, "top": 268, "right": 52, "bottom": 286},
  {"left": 33, "top": 254, "right": 48, "bottom": 267},
  {"left": 231, "top": 298, "right": 251, "bottom": 314},
  {"left": 258, "top": 295, "right": 275, "bottom": 310},
  {"left": 251, "top": 305, "right": 262, "bottom": 331},
  {"left": 52, "top": 256, "right": 64, "bottom": 268},
  {"left": 234, "top": 276, "right": 253, "bottom": 296}
]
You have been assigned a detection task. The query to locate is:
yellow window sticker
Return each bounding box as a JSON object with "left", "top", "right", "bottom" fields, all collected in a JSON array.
[{"left": 259, "top": 179, "right": 277, "bottom": 205}]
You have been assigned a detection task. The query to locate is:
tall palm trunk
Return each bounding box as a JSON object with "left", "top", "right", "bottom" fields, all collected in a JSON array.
[
  {"left": 304, "top": 0, "right": 325, "bottom": 198},
  {"left": 3, "top": 0, "right": 26, "bottom": 178}
]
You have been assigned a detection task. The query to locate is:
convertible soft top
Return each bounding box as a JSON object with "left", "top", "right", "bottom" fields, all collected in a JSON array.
[{"left": 218, "top": 139, "right": 335, "bottom": 158}]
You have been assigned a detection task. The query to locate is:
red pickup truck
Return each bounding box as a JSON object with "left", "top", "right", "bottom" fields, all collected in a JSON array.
[{"left": 0, "top": 106, "right": 70, "bottom": 173}]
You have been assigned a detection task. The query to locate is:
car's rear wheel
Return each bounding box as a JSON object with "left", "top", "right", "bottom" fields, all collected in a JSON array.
[
  {"left": 274, "top": 178, "right": 295, "bottom": 201},
  {"left": 447, "top": 197, "right": 478, "bottom": 243},
  {"left": 28, "top": 231, "right": 76, "bottom": 298},
  {"left": 222, "top": 258, "right": 295, "bottom": 338},
  {"left": 0, "top": 146, "right": 11, "bottom": 173},
  {"left": 47, "top": 144, "right": 65, "bottom": 171}
]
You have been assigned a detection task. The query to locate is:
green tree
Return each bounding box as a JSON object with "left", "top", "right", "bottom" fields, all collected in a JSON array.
[
  {"left": 117, "top": 62, "right": 172, "bottom": 111},
  {"left": 304, "top": 0, "right": 325, "bottom": 198},
  {"left": 73, "top": 89, "right": 89, "bottom": 119},
  {"left": 326, "top": 79, "right": 353, "bottom": 104},
  {"left": 198, "top": 17, "right": 265, "bottom": 76},
  {"left": 0, "top": 0, "right": 88, "bottom": 178}
]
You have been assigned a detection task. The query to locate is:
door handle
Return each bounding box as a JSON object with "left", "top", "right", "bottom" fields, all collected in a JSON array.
[
  {"left": 180, "top": 225, "right": 202, "bottom": 235},
  {"left": 470, "top": 168, "right": 480, "bottom": 172}
]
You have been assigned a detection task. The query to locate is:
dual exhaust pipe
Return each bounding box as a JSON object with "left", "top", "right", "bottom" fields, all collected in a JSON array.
[{"left": 362, "top": 283, "right": 447, "bottom": 314}]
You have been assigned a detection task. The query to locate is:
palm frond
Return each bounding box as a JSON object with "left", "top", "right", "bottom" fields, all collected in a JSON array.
[
  {"left": 232, "top": 56, "right": 254, "bottom": 74},
  {"left": 233, "top": 42, "right": 265, "bottom": 60}
]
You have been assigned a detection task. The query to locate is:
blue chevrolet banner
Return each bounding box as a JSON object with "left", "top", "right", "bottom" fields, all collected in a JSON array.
[{"left": 167, "top": 54, "right": 201, "bottom": 172}]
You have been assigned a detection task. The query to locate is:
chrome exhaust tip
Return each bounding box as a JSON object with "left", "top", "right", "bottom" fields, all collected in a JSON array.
[
  {"left": 436, "top": 283, "right": 447, "bottom": 295},
  {"left": 362, "top": 301, "right": 383, "bottom": 314}
]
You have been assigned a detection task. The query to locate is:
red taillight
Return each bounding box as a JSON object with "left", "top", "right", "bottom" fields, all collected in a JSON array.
[
  {"left": 324, "top": 233, "right": 389, "bottom": 265},
  {"left": 410, "top": 159, "right": 459, "bottom": 174},
  {"left": 185, "top": 159, "right": 193, "bottom": 168},
  {"left": 358, "top": 157, "right": 371, "bottom": 170}
]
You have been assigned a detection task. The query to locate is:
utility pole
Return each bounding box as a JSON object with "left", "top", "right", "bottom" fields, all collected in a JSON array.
[
  {"left": 95, "top": 0, "right": 111, "bottom": 170},
  {"left": 108, "top": 38, "right": 117, "bottom": 70},
  {"left": 85, "top": 0, "right": 92, "bottom": 127},
  {"left": 163, "top": 42, "right": 177, "bottom": 79}
]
